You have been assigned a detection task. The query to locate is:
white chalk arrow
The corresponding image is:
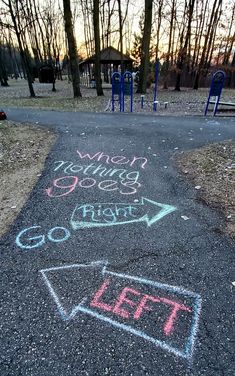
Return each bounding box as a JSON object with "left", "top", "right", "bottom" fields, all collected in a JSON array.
[
  {"left": 40, "top": 261, "right": 201, "bottom": 360},
  {"left": 70, "top": 197, "right": 176, "bottom": 230}
]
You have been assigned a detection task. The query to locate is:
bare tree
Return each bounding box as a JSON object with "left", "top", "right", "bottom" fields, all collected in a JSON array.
[
  {"left": 222, "top": 4, "right": 235, "bottom": 65},
  {"left": 93, "top": 0, "right": 103, "bottom": 95},
  {"left": 81, "top": 0, "right": 94, "bottom": 57},
  {"left": 1, "top": 0, "right": 235, "bottom": 93},
  {"left": 2, "top": 0, "right": 35, "bottom": 96},
  {"left": 193, "top": 0, "right": 222, "bottom": 89},
  {"left": 137, "top": 0, "right": 153, "bottom": 94},
  {"left": 154, "top": 0, "right": 163, "bottom": 61},
  {"left": 191, "top": 0, "right": 209, "bottom": 72},
  {"left": 175, "top": 0, "right": 195, "bottom": 91},
  {"left": 162, "top": 0, "right": 176, "bottom": 89},
  {"left": 63, "top": 0, "right": 82, "bottom": 97},
  {"left": 0, "top": 25, "right": 9, "bottom": 85},
  {"left": 0, "top": 47, "right": 9, "bottom": 86},
  {"left": 117, "top": 0, "right": 123, "bottom": 72}
]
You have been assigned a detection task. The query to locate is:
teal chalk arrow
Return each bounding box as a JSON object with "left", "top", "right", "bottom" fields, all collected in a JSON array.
[{"left": 70, "top": 197, "right": 176, "bottom": 230}]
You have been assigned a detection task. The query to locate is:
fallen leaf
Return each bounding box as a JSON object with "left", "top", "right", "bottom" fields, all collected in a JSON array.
[{"left": 181, "top": 215, "right": 190, "bottom": 220}]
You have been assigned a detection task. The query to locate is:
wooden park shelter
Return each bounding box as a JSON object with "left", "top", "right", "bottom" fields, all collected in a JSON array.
[{"left": 79, "top": 46, "right": 133, "bottom": 86}]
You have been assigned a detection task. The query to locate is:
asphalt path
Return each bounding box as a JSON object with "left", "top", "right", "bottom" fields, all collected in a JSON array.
[{"left": 1, "top": 109, "right": 235, "bottom": 376}]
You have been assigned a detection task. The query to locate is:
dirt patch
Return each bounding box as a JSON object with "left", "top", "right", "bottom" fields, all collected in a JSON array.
[
  {"left": 177, "top": 140, "right": 235, "bottom": 238},
  {"left": 0, "top": 120, "right": 56, "bottom": 237}
]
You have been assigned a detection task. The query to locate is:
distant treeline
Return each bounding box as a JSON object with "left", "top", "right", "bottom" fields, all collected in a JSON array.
[{"left": 0, "top": 0, "right": 234, "bottom": 96}]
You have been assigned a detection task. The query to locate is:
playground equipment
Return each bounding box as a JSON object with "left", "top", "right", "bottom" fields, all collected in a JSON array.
[
  {"left": 205, "top": 70, "right": 235, "bottom": 115},
  {"left": 204, "top": 70, "right": 225, "bottom": 116},
  {"left": 111, "top": 71, "right": 133, "bottom": 112},
  {"left": 111, "top": 72, "right": 122, "bottom": 112},
  {"left": 153, "top": 59, "right": 160, "bottom": 111},
  {"left": 111, "top": 61, "right": 162, "bottom": 113},
  {"left": 122, "top": 71, "right": 133, "bottom": 112}
]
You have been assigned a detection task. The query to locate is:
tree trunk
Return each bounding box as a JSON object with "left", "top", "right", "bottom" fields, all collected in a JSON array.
[
  {"left": 175, "top": 0, "right": 195, "bottom": 91},
  {"left": 137, "top": 0, "right": 153, "bottom": 94},
  {"left": 227, "top": 51, "right": 235, "bottom": 87},
  {"left": 117, "top": 0, "right": 124, "bottom": 73},
  {"left": 223, "top": 5, "right": 235, "bottom": 65},
  {"left": 93, "top": 0, "right": 104, "bottom": 96},
  {"left": 193, "top": 0, "right": 221, "bottom": 89},
  {"left": 224, "top": 31, "right": 235, "bottom": 66},
  {"left": 204, "top": 1, "right": 222, "bottom": 69},
  {"left": 155, "top": 0, "right": 163, "bottom": 61},
  {"left": 0, "top": 48, "right": 9, "bottom": 86},
  {"left": 163, "top": 0, "right": 175, "bottom": 89},
  {"left": 63, "top": 0, "right": 82, "bottom": 97},
  {"left": 33, "top": 0, "right": 47, "bottom": 60},
  {"left": 8, "top": 0, "right": 35, "bottom": 97}
]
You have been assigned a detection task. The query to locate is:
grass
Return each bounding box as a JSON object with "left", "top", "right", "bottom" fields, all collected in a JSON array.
[{"left": 1, "top": 78, "right": 234, "bottom": 115}]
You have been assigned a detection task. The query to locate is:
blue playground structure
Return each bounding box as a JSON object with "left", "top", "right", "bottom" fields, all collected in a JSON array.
[
  {"left": 111, "top": 72, "right": 122, "bottom": 112},
  {"left": 111, "top": 61, "right": 161, "bottom": 113},
  {"left": 122, "top": 71, "right": 133, "bottom": 112},
  {"left": 111, "top": 71, "right": 133, "bottom": 112},
  {"left": 204, "top": 70, "right": 225, "bottom": 116}
]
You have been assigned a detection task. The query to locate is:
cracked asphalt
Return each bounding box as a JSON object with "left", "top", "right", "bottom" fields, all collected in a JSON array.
[{"left": 0, "top": 109, "right": 234, "bottom": 376}]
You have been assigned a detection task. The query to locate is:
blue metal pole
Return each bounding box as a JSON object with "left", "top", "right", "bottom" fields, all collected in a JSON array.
[
  {"left": 130, "top": 72, "right": 133, "bottom": 113},
  {"left": 122, "top": 71, "right": 133, "bottom": 112},
  {"left": 121, "top": 74, "right": 124, "bottom": 112},
  {"left": 111, "top": 73, "right": 115, "bottom": 112},
  {"left": 111, "top": 72, "right": 121, "bottom": 112},
  {"left": 141, "top": 95, "right": 144, "bottom": 109},
  {"left": 119, "top": 77, "right": 122, "bottom": 112}
]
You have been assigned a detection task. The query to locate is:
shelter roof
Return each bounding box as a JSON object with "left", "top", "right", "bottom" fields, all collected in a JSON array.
[{"left": 80, "top": 46, "right": 133, "bottom": 65}]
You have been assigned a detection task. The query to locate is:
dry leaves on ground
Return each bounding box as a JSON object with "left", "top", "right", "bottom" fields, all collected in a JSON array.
[
  {"left": 177, "top": 140, "right": 235, "bottom": 238},
  {"left": 0, "top": 121, "right": 56, "bottom": 237}
]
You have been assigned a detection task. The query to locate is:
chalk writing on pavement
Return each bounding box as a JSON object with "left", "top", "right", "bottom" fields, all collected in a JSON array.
[
  {"left": 70, "top": 197, "right": 176, "bottom": 229},
  {"left": 15, "top": 198, "right": 176, "bottom": 250},
  {"left": 46, "top": 150, "right": 148, "bottom": 197},
  {"left": 40, "top": 261, "right": 201, "bottom": 359},
  {"left": 16, "top": 226, "right": 71, "bottom": 250}
]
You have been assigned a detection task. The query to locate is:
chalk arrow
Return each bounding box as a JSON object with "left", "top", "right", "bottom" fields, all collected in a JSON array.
[
  {"left": 70, "top": 197, "right": 176, "bottom": 230},
  {"left": 40, "top": 260, "right": 201, "bottom": 360},
  {"left": 40, "top": 261, "right": 106, "bottom": 321}
]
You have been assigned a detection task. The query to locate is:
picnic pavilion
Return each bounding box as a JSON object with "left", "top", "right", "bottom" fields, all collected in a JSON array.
[{"left": 79, "top": 46, "right": 134, "bottom": 85}]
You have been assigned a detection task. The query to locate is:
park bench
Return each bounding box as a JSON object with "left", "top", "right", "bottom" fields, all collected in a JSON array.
[
  {"left": 205, "top": 70, "right": 235, "bottom": 115},
  {"left": 209, "top": 100, "right": 235, "bottom": 108}
]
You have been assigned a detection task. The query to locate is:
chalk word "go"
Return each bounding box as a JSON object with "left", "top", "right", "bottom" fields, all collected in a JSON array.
[{"left": 16, "top": 226, "right": 70, "bottom": 250}]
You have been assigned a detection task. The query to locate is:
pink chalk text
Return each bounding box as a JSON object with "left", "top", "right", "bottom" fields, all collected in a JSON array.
[
  {"left": 46, "top": 149, "right": 148, "bottom": 197},
  {"left": 76, "top": 150, "right": 148, "bottom": 169}
]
